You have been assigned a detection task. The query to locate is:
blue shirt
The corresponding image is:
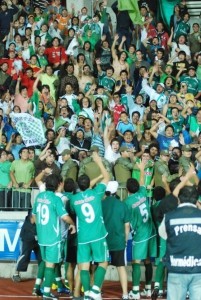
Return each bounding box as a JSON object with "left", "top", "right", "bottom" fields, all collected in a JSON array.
[{"left": 157, "top": 134, "right": 179, "bottom": 150}]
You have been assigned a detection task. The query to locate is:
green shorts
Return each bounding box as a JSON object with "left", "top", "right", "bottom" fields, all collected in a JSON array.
[
  {"left": 155, "top": 237, "right": 166, "bottom": 265},
  {"left": 132, "top": 235, "right": 157, "bottom": 261},
  {"left": 40, "top": 243, "right": 62, "bottom": 263},
  {"left": 77, "top": 238, "right": 109, "bottom": 264}
]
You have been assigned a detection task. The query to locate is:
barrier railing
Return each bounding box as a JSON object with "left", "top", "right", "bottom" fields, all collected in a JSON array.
[
  {"left": 0, "top": 188, "right": 40, "bottom": 211},
  {"left": 0, "top": 186, "right": 128, "bottom": 210}
]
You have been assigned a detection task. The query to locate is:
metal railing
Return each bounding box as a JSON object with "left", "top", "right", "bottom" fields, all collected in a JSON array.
[
  {"left": 0, "top": 188, "right": 40, "bottom": 211},
  {"left": 0, "top": 186, "right": 129, "bottom": 210}
]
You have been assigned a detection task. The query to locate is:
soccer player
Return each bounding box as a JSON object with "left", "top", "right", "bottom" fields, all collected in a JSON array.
[
  {"left": 125, "top": 161, "right": 157, "bottom": 300},
  {"left": 102, "top": 181, "right": 130, "bottom": 300},
  {"left": 69, "top": 151, "right": 110, "bottom": 300},
  {"left": 32, "top": 174, "right": 75, "bottom": 300}
]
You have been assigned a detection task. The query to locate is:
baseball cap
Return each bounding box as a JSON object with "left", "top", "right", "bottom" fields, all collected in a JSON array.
[
  {"left": 185, "top": 93, "right": 194, "bottom": 102},
  {"left": 90, "top": 145, "right": 99, "bottom": 152},
  {"left": 157, "top": 82, "right": 165, "bottom": 88},
  {"left": 188, "top": 66, "right": 196, "bottom": 71},
  {"left": 57, "top": 126, "right": 66, "bottom": 132},
  {"left": 181, "top": 145, "right": 192, "bottom": 152},
  {"left": 119, "top": 146, "right": 130, "bottom": 153},
  {"left": 78, "top": 112, "right": 88, "bottom": 119},
  {"left": 106, "top": 181, "right": 119, "bottom": 194},
  {"left": 61, "top": 149, "right": 71, "bottom": 156},
  {"left": 76, "top": 127, "right": 85, "bottom": 133},
  {"left": 160, "top": 149, "right": 170, "bottom": 156}
]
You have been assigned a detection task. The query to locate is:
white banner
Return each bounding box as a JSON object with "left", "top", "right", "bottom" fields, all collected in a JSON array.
[{"left": 10, "top": 113, "right": 46, "bottom": 147}]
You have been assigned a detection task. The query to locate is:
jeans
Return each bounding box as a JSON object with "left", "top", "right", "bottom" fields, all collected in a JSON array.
[{"left": 167, "top": 273, "right": 201, "bottom": 300}]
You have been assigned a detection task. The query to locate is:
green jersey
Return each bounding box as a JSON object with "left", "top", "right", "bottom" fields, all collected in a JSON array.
[
  {"left": 33, "top": 191, "right": 67, "bottom": 246},
  {"left": 125, "top": 186, "right": 155, "bottom": 242},
  {"left": 69, "top": 183, "right": 107, "bottom": 244},
  {"left": 102, "top": 196, "right": 130, "bottom": 251},
  {"left": 98, "top": 72, "right": 116, "bottom": 93},
  {"left": 181, "top": 75, "right": 201, "bottom": 95},
  {"left": 171, "top": 116, "right": 185, "bottom": 134},
  {"left": 132, "top": 159, "right": 154, "bottom": 197}
]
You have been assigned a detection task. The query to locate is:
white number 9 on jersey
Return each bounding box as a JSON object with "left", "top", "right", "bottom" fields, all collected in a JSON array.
[{"left": 81, "top": 203, "right": 95, "bottom": 223}]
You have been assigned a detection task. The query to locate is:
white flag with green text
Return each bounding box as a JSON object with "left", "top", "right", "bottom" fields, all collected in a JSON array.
[{"left": 10, "top": 113, "right": 46, "bottom": 146}]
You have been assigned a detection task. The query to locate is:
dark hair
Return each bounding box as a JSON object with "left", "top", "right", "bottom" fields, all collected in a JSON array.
[
  {"left": 178, "top": 50, "right": 186, "bottom": 56},
  {"left": 19, "top": 147, "right": 28, "bottom": 156},
  {"left": 106, "top": 66, "right": 114, "bottom": 73},
  {"left": 45, "top": 174, "right": 61, "bottom": 192},
  {"left": 124, "top": 130, "right": 133, "bottom": 136},
  {"left": 64, "top": 178, "right": 76, "bottom": 193},
  {"left": 52, "top": 37, "right": 60, "bottom": 45},
  {"left": 157, "top": 47, "right": 165, "bottom": 55},
  {"left": 45, "top": 128, "right": 55, "bottom": 137},
  {"left": 118, "top": 51, "right": 128, "bottom": 60},
  {"left": 77, "top": 53, "right": 85, "bottom": 63},
  {"left": 179, "top": 186, "right": 198, "bottom": 204},
  {"left": 83, "top": 41, "right": 92, "bottom": 52},
  {"left": 19, "top": 85, "right": 27, "bottom": 93},
  {"left": 153, "top": 186, "right": 166, "bottom": 201},
  {"left": 0, "top": 149, "right": 7, "bottom": 157},
  {"left": 165, "top": 124, "right": 174, "bottom": 132},
  {"left": 148, "top": 142, "right": 159, "bottom": 152},
  {"left": 28, "top": 146, "right": 35, "bottom": 153},
  {"left": 80, "top": 97, "right": 91, "bottom": 109},
  {"left": 132, "top": 111, "right": 141, "bottom": 118},
  {"left": 78, "top": 174, "right": 90, "bottom": 191},
  {"left": 41, "top": 84, "right": 50, "bottom": 93},
  {"left": 120, "top": 69, "right": 128, "bottom": 76},
  {"left": 169, "top": 178, "right": 181, "bottom": 192},
  {"left": 126, "top": 178, "right": 139, "bottom": 194},
  {"left": 110, "top": 138, "right": 119, "bottom": 146}
]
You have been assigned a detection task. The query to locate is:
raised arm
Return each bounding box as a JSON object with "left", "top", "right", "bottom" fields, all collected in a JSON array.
[
  {"left": 92, "top": 152, "right": 110, "bottom": 185},
  {"left": 118, "top": 36, "right": 126, "bottom": 52},
  {"left": 173, "top": 164, "right": 197, "bottom": 198},
  {"left": 111, "top": 34, "right": 119, "bottom": 60},
  {"left": 167, "top": 27, "right": 174, "bottom": 47}
]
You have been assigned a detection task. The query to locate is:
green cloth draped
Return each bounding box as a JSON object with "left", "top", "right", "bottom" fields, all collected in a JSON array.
[
  {"left": 158, "top": 0, "right": 181, "bottom": 30},
  {"left": 118, "top": 0, "right": 143, "bottom": 25},
  {"left": 28, "top": 91, "right": 40, "bottom": 118}
]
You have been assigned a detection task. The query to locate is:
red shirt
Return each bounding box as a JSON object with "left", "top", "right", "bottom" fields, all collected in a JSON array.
[
  {"left": 21, "top": 73, "right": 35, "bottom": 98},
  {"left": 44, "top": 46, "right": 68, "bottom": 65},
  {"left": 113, "top": 104, "right": 126, "bottom": 125}
]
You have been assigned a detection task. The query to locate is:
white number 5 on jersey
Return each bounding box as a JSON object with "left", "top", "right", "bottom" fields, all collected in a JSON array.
[
  {"left": 139, "top": 203, "right": 148, "bottom": 223},
  {"left": 81, "top": 203, "right": 95, "bottom": 223}
]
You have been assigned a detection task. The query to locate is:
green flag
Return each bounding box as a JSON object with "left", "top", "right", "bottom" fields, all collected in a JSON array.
[{"left": 118, "top": 0, "right": 143, "bottom": 25}]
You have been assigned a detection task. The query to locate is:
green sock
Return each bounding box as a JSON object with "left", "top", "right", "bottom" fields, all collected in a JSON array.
[
  {"left": 43, "top": 267, "right": 55, "bottom": 296},
  {"left": 132, "top": 263, "right": 141, "bottom": 287},
  {"left": 93, "top": 266, "right": 106, "bottom": 289},
  {"left": 132, "top": 263, "right": 141, "bottom": 286},
  {"left": 80, "top": 270, "right": 90, "bottom": 293},
  {"left": 34, "top": 260, "right": 45, "bottom": 289},
  {"left": 145, "top": 262, "right": 153, "bottom": 285},
  {"left": 155, "top": 262, "right": 165, "bottom": 285}
]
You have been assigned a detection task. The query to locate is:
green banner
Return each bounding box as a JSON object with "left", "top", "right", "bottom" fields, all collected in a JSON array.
[{"left": 118, "top": 0, "right": 143, "bottom": 25}]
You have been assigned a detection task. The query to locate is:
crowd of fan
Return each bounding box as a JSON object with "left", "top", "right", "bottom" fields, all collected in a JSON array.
[{"left": 0, "top": 0, "right": 201, "bottom": 209}]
